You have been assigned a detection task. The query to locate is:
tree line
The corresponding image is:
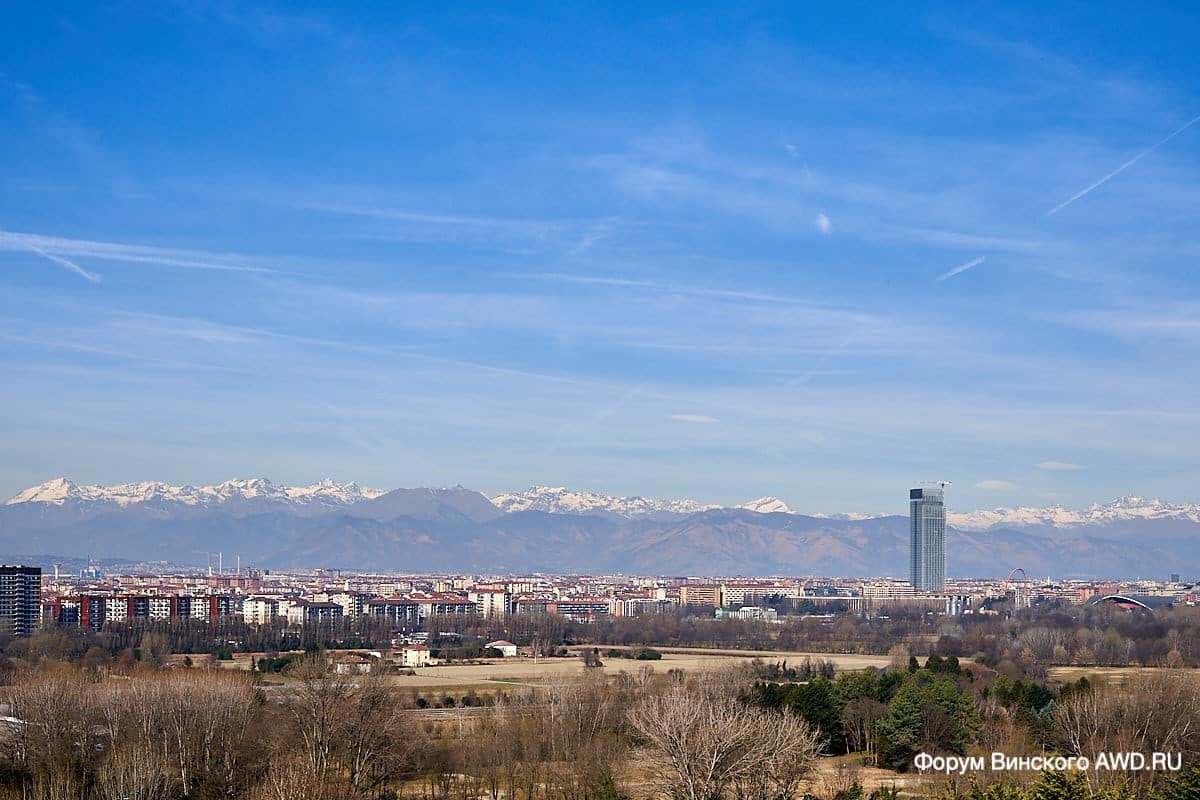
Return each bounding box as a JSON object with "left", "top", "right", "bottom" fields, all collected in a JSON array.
[
  {"left": 17, "top": 600, "right": 1200, "bottom": 675},
  {"left": 2, "top": 649, "right": 1200, "bottom": 799},
  {"left": 0, "top": 655, "right": 832, "bottom": 800}
]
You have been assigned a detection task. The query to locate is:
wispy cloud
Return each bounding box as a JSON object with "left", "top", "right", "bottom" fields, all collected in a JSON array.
[
  {"left": 1037, "top": 460, "right": 1085, "bottom": 471},
  {"left": 889, "top": 227, "right": 1044, "bottom": 253},
  {"left": 0, "top": 231, "right": 277, "bottom": 274},
  {"left": 510, "top": 272, "right": 841, "bottom": 310},
  {"left": 549, "top": 384, "right": 647, "bottom": 454},
  {"left": 26, "top": 247, "right": 100, "bottom": 283},
  {"left": 814, "top": 212, "right": 833, "bottom": 235},
  {"left": 1047, "top": 112, "right": 1200, "bottom": 216},
  {"left": 295, "top": 201, "right": 531, "bottom": 228},
  {"left": 568, "top": 227, "right": 607, "bottom": 257},
  {"left": 1048, "top": 303, "right": 1200, "bottom": 340},
  {"left": 290, "top": 200, "right": 577, "bottom": 240},
  {"left": 976, "top": 479, "right": 1018, "bottom": 490},
  {"left": 937, "top": 256, "right": 987, "bottom": 281},
  {"left": 669, "top": 414, "right": 719, "bottom": 423}
]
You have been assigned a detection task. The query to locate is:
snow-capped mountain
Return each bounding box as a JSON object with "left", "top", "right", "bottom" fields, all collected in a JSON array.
[
  {"left": 490, "top": 486, "right": 719, "bottom": 516},
  {"left": 811, "top": 511, "right": 889, "bottom": 522},
  {"left": 947, "top": 496, "right": 1200, "bottom": 531},
  {"left": 489, "top": 487, "right": 803, "bottom": 517},
  {"left": 489, "top": 487, "right": 812, "bottom": 517},
  {"left": 11, "top": 480, "right": 1198, "bottom": 530},
  {"left": 3, "top": 479, "right": 1200, "bottom": 576},
  {"left": 5, "top": 477, "right": 385, "bottom": 509},
  {"left": 737, "top": 497, "right": 793, "bottom": 514}
]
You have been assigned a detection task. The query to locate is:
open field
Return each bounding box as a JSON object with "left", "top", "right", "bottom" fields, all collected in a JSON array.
[
  {"left": 383, "top": 648, "right": 891, "bottom": 689},
  {"left": 619, "top": 752, "right": 921, "bottom": 799},
  {"left": 195, "top": 646, "right": 890, "bottom": 689},
  {"left": 591, "top": 644, "right": 894, "bottom": 664},
  {"left": 1046, "top": 665, "right": 1189, "bottom": 686}
]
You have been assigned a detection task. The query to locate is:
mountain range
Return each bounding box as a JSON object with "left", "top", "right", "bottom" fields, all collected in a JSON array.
[{"left": 3, "top": 478, "right": 1198, "bottom": 578}]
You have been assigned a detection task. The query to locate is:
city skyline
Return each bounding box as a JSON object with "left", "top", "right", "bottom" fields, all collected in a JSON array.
[
  {"left": 4, "top": 475, "right": 1199, "bottom": 579},
  {"left": 4, "top": 4, "right": 1200, "bottom": 510}
]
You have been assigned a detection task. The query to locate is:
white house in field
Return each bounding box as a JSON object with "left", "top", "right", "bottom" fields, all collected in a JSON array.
[
  {"left": 400, "top": 644, "right": 430, "bottom": 668},
  {"left": 485, "top": 640, "right": 518, "bottom": 657},
  {"left": 332, "top": 653, "right": 374, "bottom": 675}
]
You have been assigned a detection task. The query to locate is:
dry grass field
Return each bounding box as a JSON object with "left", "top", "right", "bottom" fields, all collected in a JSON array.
[
  {"left": 1045, "top": 665, "right": 1182, "bottom": 686},
  {"left": 195, "top": 646, "right": 890, "bottom": 690},
  {"left": 384, "top": 648, "right": 891, "bottom": 689},
  {"left": 199, "top": 642, "right": 892, "bottom": 690},
  {"left": 617, "top": 752, "right": 921, "bottom": 799}
]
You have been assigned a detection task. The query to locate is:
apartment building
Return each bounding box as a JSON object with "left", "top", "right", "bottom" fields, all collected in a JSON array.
[
  {"left": 0, "top": 566, "right": 41, "bottom": 637},
  {"left": 414, "top": 594, "right": 477, "bottom": 618},
  {"left": 469, "top": 588, "right": 509, "bottom": 618},
  {"left": 44, "top": 593, "right": 236, "bottom": 630},
  {"left": 286, "top": 601, "right": 344, "bottom": 624},
  {"left": 367, "top": 597, "right": 422, "bottom": 625},
  {"left": 612, "top": 596, "right": 676, "bottom": 616},
  {"left": 241, "top": 597, "right": 279, "bottom": 624},
  {"left": 548, "top": 597, "right": 611, "bottom": 621},
  {"left": 330, "top": 592, "right": 367, "bottom": 617},
  {"left": 678, "top": 584, "right": 721, "bottom": 607}
]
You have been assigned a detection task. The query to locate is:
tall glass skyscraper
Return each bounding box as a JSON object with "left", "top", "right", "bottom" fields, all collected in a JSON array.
[{"left": 910, "top": 487, "right": 946, "bottom": 591}]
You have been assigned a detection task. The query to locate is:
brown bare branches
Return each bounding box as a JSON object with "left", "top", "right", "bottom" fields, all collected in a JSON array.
[{"left": 629, "top": 673, "right": 822, "bottom": 800}]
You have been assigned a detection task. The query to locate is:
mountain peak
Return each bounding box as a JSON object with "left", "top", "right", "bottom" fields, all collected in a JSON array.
[
  {"left": 5, "top": 477, "right": 79, "bottom": 505},
  {"left": 490, "top": 486, "right": 718, "bottom": 516},
  {"left": 5, "top": 477, "right": 385, "bottom": 508},
  {"left": 737, "top": 496, "right": 793, "bottom": 514},
  {"left": 948, "top": 496, "right": 1200, "bottom": 530}
]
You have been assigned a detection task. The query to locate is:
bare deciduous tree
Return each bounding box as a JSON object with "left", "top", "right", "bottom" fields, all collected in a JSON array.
[
  {"left": 6, "top": 665, "right": 101, "bottom": 800},
  {"left": 94, "top": 743, "right": 174, "bottom": 800},
  {"left": 342, "top": 673, "right": 429, "bottom": 794},
  {"left": 284, "top": 653, "right": 355, "bottom": 789},
  {"left": 1056, "top": 671, "right": 1200, "bottom": 758},
  {"left": 841, "top": 696, "right": 887, "bottom": 757},
  {"left": 1055, "top": 671, "right": 1200, "bottom": 791},
  {"left": 629, "top": 675, "right": 822, "bottom": 800}
]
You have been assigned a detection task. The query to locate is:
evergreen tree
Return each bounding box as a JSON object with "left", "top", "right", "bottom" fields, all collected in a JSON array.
[{"left": 1158, "top": 767, "right": 1200, "bottom": 800}]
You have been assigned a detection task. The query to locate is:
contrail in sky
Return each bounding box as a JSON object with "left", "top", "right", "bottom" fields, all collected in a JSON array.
[
  {"left": 1047, "top": 112, "right": 1200, "bottom": 216},
  {"left": 29, "top": 246, "right": 101, "bottom": 282},
  {"left": 937, "top": 256, "right": 986, "bottom": 282}
]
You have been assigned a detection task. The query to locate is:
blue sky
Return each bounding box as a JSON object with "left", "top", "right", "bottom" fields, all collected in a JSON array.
[{"left": 2, "top": 2, "right": 1199, "bottom": 512}]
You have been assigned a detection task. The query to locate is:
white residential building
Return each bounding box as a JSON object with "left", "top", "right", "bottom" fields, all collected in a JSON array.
[
  {"left": 333, "top": 653, "right": 374, "bottom": 675},
  {"left": 330, "top": 592, "right": 367, "bottom": 617},
  {"left": 242, "top": 597, "right": 280, "bottom": 624},
  {"left": 469, "top": 589, "right": 509, "bottom": 618},
  {"left": 104, "top": 597, "right": 127, "bottom": 623},
  {"left": 400, "top": 644, "right": 430, "bottom": 668},
  {"left": 485, "top": 639, "right": 518, "bottom": 657},
  {"left": 148, "top": 596, "right": 173, "bottom": 620}
]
